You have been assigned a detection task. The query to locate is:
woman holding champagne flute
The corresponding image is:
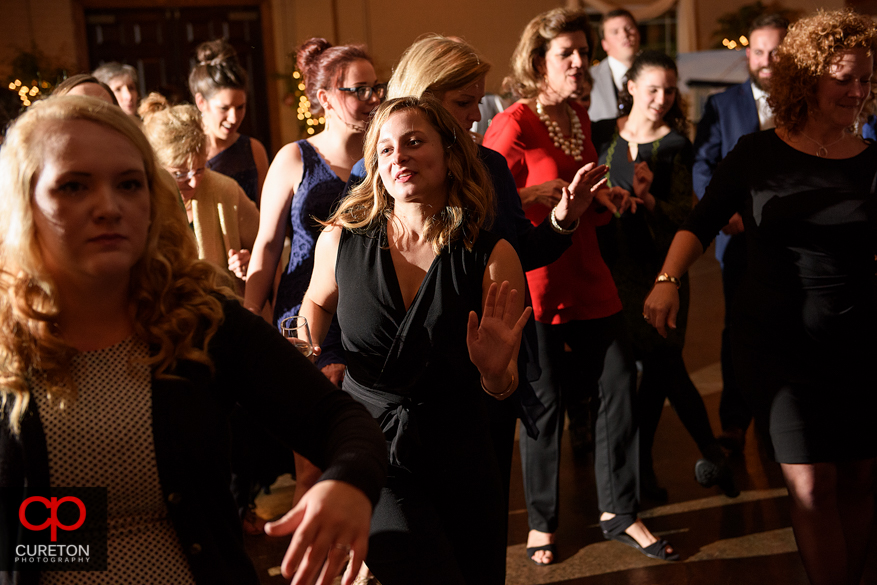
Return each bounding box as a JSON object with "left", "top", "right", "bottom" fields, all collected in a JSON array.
[{"left": 301, "top": 96, "right": 531, "bottom": 585}]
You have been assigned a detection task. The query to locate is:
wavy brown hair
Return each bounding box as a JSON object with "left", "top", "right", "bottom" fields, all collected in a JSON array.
[
  {"left": 769, "top": 9, "right": 877, "bottom": 132},
  {"left": 0, "top": 95, "right": 231, "bottom": 433},
  {"left": 329, "top": 96, "right": 494, "bottom": 254},
  {"left": 504, "top": 8, "right": 594, "bottom": 99}
]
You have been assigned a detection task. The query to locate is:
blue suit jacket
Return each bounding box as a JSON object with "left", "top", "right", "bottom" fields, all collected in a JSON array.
[{"left": 692, "top": 80, "right": 759, "bottom": 265}]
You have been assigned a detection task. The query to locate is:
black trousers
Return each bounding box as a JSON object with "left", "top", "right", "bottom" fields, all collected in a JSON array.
[
  {"left": 638, "top": 346, "right": 718, "bottom": 471},
  {"left": 521, "top": 313, "right": 639, "bottom": 533},
  {"left": 367, "top": 459, "right": 506, "bottom": 585},
  {"left": 719, "top": 233, "right": 753, "bottom": 432}
]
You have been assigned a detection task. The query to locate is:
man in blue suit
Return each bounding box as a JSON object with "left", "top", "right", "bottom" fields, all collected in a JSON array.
[{"left": 692, "top": 14, "right": 788, "bottom": 452}]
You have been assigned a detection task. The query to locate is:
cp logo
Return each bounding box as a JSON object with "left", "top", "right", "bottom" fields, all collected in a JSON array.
[{"left": 19, "top": 496, "right": 86, "bottom": 542}]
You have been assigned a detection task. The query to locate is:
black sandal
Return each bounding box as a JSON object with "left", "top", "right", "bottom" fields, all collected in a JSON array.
[
  {"left": 526, "top": 543, "right": 557, "bottom": 566},
  {"left": 600, "top": 514, "right": 680, "bottom": 561}
]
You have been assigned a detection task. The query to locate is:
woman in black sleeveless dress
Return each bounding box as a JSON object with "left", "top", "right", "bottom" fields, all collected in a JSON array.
[{"left": 301, "top": 96, "right": 532, "bottom": 585}]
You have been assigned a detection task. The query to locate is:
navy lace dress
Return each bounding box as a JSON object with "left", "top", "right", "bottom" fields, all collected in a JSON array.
[{"left": 273, "top": 140, "right": 346, "bottom": 366}]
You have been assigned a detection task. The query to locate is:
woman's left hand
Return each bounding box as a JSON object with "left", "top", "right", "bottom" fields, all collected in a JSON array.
[
  {"left": 466, "top": 281, "right": 532, "bottom": 380},
  {"left": 228, "top": 249, "right": 251, "bottom": 280},
  {"left": 552, "top": 162, "right": 609, "bottom": 227},
  {"left": 264, "top": 480, "right": 372, "bottom": 585}
]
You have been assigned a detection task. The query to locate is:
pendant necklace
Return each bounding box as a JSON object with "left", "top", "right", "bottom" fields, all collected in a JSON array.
[{"left": 798, "top": 130, "right": 846, "bottom": 157}]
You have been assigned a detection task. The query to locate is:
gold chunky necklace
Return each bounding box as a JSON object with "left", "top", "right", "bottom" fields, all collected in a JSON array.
[{"left": 536, "top": 100, "right": 584, "bottom": 161}]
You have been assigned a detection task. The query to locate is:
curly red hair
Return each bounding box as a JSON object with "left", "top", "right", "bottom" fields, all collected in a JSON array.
[{"left": 769, "top": 9, "right": 877, "bottom": 132}]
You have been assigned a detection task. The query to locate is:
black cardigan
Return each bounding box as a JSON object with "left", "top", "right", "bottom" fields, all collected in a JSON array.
[{"left": 0, "top": 299, "right": 387, "bottom": 585}]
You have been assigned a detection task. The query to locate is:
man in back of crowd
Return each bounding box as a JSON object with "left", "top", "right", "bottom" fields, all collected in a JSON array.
[
  {"left": 93, "top": 61, "right": 141, "bottom": 118},
  {"left": 588, "top": 8, "right": 640, "bottom": 121}
]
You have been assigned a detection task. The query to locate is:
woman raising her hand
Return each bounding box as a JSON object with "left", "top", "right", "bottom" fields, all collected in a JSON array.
[{"left": 301, "top": 96, "right": 531, "bottom": 585}]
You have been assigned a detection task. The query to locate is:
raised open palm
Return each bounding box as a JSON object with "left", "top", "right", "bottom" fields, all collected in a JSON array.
[{"left": 466, "top": 281, "right": 532, "bottom": 382}]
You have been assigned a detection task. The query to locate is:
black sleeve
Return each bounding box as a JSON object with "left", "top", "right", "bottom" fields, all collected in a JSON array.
[
  {"left": 681, "top": 133, "right": 752, "bottom": 251},
  {"left": 210, "top": 299, "right": 387, "bottom": 506},
  {"left": 481, "top": 146, "right": 572, "bottom": 271}
]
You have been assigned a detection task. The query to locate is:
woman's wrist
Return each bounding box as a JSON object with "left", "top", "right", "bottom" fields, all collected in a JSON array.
[
  {"left": 480, "top": 369, "right": 517, "bottom": 399},
  {"left": 549, "top": 206, "right": 579, "bottom": 234}
]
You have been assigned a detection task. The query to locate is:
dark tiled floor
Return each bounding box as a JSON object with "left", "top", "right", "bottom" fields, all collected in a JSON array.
[{"left": 245, "top": 250, "right": 877, "bottom": 584}]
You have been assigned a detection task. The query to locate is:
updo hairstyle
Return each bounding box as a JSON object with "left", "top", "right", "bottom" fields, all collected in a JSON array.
[
  {"left": 295, "top": 38, "right": 372, "bottom": 115},
  {"left": 139, "top": 92, "right": 207, "bottom": 169},
  {"left": 188, "top": 39, "right": 248, "bottom": 100}
]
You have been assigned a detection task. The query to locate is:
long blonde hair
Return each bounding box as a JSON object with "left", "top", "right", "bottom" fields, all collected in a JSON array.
[
  {"left": 388, "top": 35, "right": 490, "bottom": 100},
  {"left": 329, "top": 96, "right": 494, "bottom": 254},
  {"left": 0, "top": 95, "right": 231, "bottom": 433}
]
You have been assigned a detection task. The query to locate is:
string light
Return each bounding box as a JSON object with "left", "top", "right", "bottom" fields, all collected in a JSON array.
[
  {"left": 7, "top": 77, "right": 53, "bottom": 109},
  {"left": 282, "top": 53, "right": 325, "bottom": 136}
]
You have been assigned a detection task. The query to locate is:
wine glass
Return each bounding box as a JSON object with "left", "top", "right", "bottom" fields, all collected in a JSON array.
[{"left": 280, "top": 315, "right": 314, "bottom": 358}]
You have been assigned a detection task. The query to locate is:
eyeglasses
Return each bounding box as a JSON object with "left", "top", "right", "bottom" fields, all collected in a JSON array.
[
  {"left": 171, "top": 167, "right": 206, "bottom": 182},
  {"left": 337, "top": 83, "right": 388, "bottom": 102}
]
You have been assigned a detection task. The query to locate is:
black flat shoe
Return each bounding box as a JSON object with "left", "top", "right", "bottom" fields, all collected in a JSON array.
[
  {"left": 526, "top": 543, "right": 557, "bottom": 566},
  {"left": 600, "top": 514, "right": 680, "bottom": 562}
]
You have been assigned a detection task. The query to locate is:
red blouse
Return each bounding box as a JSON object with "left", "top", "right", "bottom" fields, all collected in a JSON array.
[{"left": 483, "top": 101, "right": 621, "bottom": 324}]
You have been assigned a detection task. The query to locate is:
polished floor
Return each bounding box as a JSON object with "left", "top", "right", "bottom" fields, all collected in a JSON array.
[{"left": 244, "top": 249, "right": 877, "bottom": 584}]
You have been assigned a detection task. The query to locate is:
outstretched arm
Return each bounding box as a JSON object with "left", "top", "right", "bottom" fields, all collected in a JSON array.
[{"left": 642, "top": 230, "right": 704, "bottom": 338}]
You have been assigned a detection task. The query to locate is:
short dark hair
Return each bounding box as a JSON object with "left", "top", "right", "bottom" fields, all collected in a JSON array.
[
  {"left": 600, "top": 9, "right": 637, "bottom": 39},
  {"left": 749, "top": 13, "right": 790, "bottom": 37}
]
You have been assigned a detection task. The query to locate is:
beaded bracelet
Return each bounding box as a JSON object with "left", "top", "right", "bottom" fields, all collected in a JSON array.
[
  {"left": 481, "top": 372, "right": 517, "bottom": 399},
  {"left": 549, "top": 207, "right": 579, "bottom": 235}
]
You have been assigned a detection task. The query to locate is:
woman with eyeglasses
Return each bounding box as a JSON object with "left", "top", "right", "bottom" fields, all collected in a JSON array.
[
  {"left": 189, "top": 39, "right": 270, "bottom": 205},
  {"left": 139, "top": 92, "right": 259, "bottom": 295},
  {"left": 245, "top": 39, "right": 383, "bottom": 386}
]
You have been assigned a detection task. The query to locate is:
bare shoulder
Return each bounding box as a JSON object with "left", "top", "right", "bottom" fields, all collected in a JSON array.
[
  {"left": 487, "top": 238, "right": 520, "bottom": 268},
  {"left": 272, "top": 141, "right": 303, "bottom": 166}
]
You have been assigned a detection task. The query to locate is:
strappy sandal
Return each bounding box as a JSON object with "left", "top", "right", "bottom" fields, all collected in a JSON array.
[
  {"left": 600, "top": 514, "right": 680, "bottom": 561},
  {"left": 526, "top": 543, "right": 557, "bottom": 566}
]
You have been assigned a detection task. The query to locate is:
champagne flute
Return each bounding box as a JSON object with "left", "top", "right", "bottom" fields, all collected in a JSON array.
[{"left": 280, "top": 315, "right": 314, "bottom": 358}]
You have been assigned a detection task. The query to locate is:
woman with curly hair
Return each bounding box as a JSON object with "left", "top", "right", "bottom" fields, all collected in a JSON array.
[
  {"left": 592, "top": 50, "right": 737, "bottom": 501},
  {"left": 645, "top": 9, "right": 877, "bottom": 584},
  {"left": 0, "top": 95, "right": 386, "bottom": 585},
  {"left": 301, "top": 95, "right": 531, "bottom": 585}
]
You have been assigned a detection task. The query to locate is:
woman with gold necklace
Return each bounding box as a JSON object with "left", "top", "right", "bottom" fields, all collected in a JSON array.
[{"left": 484, "top": 7, "right": 677, "bottom": 566}]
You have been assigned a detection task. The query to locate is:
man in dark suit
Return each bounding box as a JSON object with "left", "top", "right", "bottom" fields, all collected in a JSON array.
[
  {"left": 588, "top": 8, "right": 640, "bottom": 122},
  {"left": 692, "top": 14, "right": 789, "bottom": 452}
]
